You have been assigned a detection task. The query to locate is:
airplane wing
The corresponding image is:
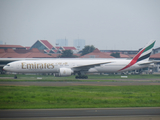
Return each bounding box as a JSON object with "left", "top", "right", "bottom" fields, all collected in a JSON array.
[
  {"left": 138, "top": 60, "right": 160, "bottom": 66},
  {"left": 72, "top": 62, "right": 112, "bottom": 71}
]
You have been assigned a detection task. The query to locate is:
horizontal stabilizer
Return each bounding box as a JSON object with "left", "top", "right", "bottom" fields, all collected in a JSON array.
[
  {"left": 138, "top": 60, "right": 160, "bottom": 66},
  {"left": 138, "top": 61, "right": 154, "bottom": 66}
]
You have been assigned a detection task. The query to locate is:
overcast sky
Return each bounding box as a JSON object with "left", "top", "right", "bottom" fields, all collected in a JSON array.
[{"left": 0, "top": 0, "right": 160, "bottom": 50}]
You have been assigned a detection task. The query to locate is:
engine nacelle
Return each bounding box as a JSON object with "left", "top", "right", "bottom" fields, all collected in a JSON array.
[{"left": 55, "top": 68, "right": 73, "bottom": 77}]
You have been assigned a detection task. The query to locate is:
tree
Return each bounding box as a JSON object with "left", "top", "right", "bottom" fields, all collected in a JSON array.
[
  {"left": 81, "top": 45, "right": 96, "bottom": 56},
  {"left": 110, "top": 52, "right": 120, "bottom": 58},
  {"left": 59, "top": 50, "right": 77, "bottom": 58}
]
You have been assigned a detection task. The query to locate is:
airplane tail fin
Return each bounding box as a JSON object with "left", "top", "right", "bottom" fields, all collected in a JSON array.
[
  {"left": 133, "top": 40, "right": 156, "bottom": 62},
  {"left": 119, "top": 40, "right": 156, "bottom": 71}
]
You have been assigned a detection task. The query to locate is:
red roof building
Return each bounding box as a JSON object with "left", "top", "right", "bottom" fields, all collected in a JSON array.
[
  {"left": 25, "top": 47, "right": 30, "bottom": 50},
  {"left": 0, "top": 48, "right": 52, "bottom": 58},
  {"left": 30, "top": 40, "right": 53, "bottom": 51},
  {"left": 55, "top": 47, "right": 60, "bottom": 50},
  {"left": 20, "top": 48, "right": 52, "bottom": 58},
  {"left": 0, "top": 49, "right": 22, "bottom": 58},
  {"left": 51, "top": 54, "right": 60, "bottom": 58},
  {"left": 63, "top": 47, "right": 76, "bottom": 50},
  {"left": 119, "top": 53, "right": 130, "bottom": 58},
  {"left": 150, "top": 53, "right": 160, "bottom": 60},
  {"left": 30, "top": 40, "right": 77, "bottom": 54},
  {"left": 80, "top": 48, "right": 114, "bottom": 58},
  {"left": 40, "top": 40, "right": 53, "bottom": 49},
  {"left": 0, "top": 45, "right": 25, "bottom": 50}
]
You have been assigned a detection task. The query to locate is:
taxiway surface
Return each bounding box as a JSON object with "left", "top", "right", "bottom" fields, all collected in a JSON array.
[
  {"left": 0, "top": 107, "right": 160, "bottom": 120},
  {"left": 0, "top": 80, "right": 160, "bottom": 86}
]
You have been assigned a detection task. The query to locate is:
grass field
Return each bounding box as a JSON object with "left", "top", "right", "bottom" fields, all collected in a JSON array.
[{"left": 0, "top": 85, "right": 160, "bottom": 109}]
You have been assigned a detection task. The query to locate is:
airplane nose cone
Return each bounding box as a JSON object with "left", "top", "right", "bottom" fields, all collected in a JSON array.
[
  {"left": 3, "top": 66, "right": 6, "bottom": 71},
  {"left": 3, "top": 66, "right": 8, "bottom": 71}
]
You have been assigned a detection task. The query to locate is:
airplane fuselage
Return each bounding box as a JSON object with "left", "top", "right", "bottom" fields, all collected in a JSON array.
[{"left": 3, "top": 58, "right": 148, "bottom": 74}]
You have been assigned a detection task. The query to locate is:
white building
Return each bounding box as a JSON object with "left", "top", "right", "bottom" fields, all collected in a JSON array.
[
  {"left": 73, "top": 39, "right": 85, "bottom": 50},
  {"left": 56, "top": 39, "right": 68, "bottom": 46}
]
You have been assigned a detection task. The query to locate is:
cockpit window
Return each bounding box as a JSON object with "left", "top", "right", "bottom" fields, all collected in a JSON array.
[{"left": 7, "top": 64, "right": 10, "bottom": 66}]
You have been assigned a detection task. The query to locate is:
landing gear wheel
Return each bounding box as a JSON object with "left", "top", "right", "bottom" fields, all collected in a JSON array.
[
  {"left": 75, "top": 75, "right": 88, "bottom": 79},
  {"left": 14, "top": 75, "right": 17, "bottom": 79}
]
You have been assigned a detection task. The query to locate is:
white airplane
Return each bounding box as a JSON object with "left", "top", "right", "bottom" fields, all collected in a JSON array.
[{"left": 3, "top": 40, "right": 156, "bottom": 79}]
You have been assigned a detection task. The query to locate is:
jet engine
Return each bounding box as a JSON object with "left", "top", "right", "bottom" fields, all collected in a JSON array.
[{"left": 55, "top": 68, "right": 73, "bottom": 77}]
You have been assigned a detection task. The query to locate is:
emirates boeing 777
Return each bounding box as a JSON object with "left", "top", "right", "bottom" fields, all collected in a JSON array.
[{"left": 3, "top": 40, "right": 156, "bottom": 79}]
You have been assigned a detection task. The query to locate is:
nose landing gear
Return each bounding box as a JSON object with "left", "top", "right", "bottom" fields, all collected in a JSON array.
[{"left": 14, "top": 75, "right": 17, "bottom": 79}]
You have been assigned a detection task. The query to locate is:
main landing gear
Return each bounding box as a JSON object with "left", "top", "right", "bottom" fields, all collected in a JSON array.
[
  {"left": 75, "top": 72, "right": 88, "bottom": 79},
  {"left": 14, "top": 75, "right": 17, "bottom": 79},
  {"left": 75, "top": 75, "right": 88, "bottom": 79}
]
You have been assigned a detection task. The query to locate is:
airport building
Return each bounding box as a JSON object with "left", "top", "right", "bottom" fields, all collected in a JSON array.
[
  {"left": 30, "top": 40, "right": 53, "bottom": 50},
  {"left": 30, "top": 40, "right": 77, "bottom": 54},
  {"left": 100, "top": 50, "right": 138, "bottom": 55},
  {"left": 80, "top": 48, "right": 114, "bottom": 58},
  {"left": 0, "top": 45, "right": 26, "bottom": 50},
  {"left": 80, "top": 48, "right": 130, "bottom": 58},
  {"left": 153, "top": 47, "right": 160, "bottom": 54}
]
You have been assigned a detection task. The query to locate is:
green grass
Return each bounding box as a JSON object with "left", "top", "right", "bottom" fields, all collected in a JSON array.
[{"left": 0, "top": 85, "right": 160, "bottom": 109}]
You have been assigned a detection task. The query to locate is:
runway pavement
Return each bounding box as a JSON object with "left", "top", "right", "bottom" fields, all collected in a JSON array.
[
  {"left": 0, "top": 81, "right": 160, "bottom": 86},
  {"left": 0, "top": 107, "right": 160, "bottom": 120}
]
